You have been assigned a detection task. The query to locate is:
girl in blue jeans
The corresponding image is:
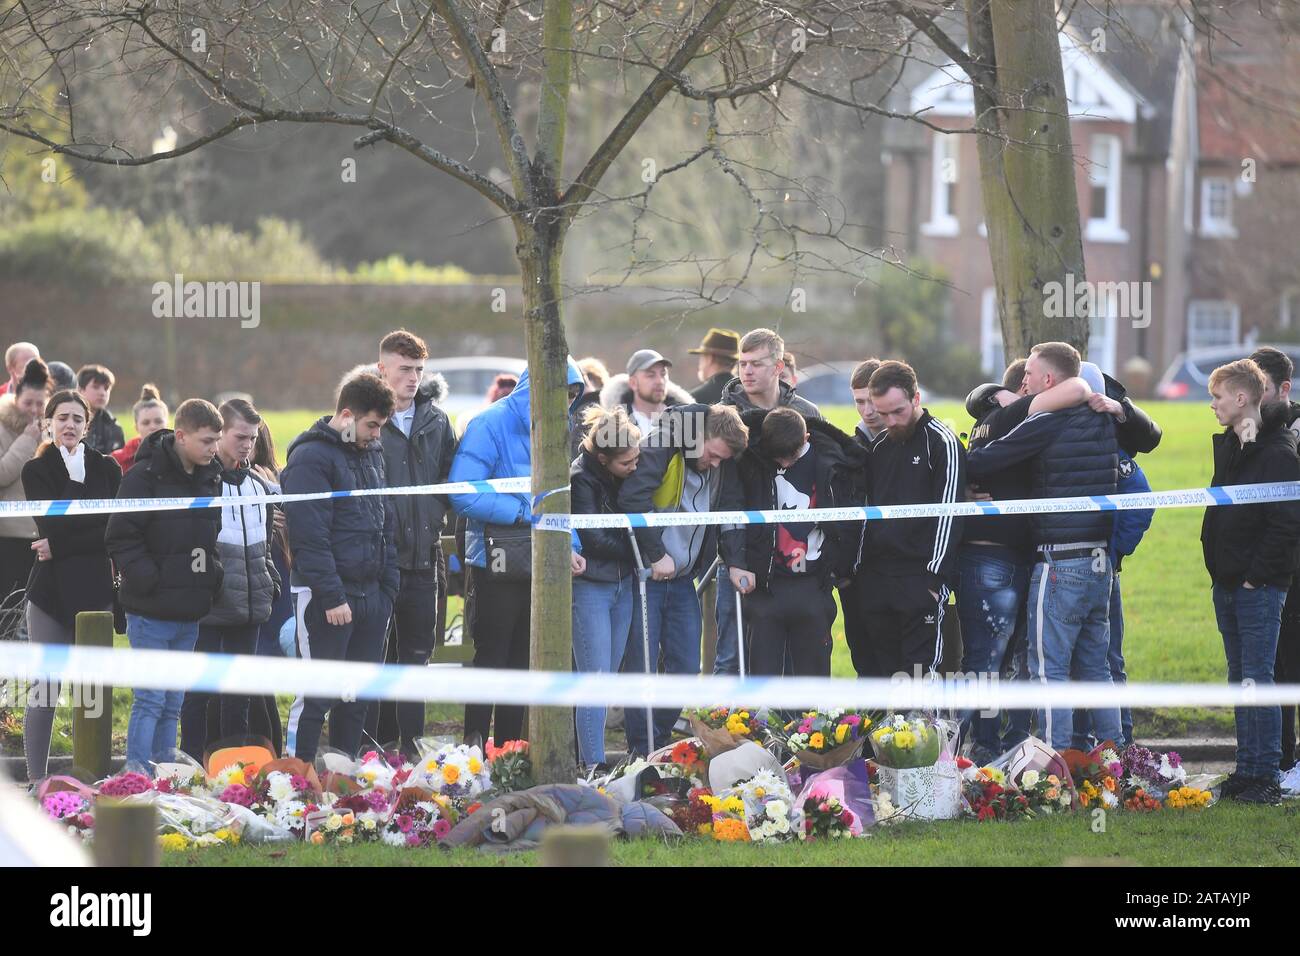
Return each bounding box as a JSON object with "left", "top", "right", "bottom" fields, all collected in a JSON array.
[{"left": 569, "top": 406, "right": 642, "bottom": 769}]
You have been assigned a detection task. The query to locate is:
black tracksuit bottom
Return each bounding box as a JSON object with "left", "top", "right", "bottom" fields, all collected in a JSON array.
[
  {"left": 746, "top": 575, "right": 836, "bottom": 677},
  {"left": 464, "top": 567, "right": 531, "bottom": 747}
]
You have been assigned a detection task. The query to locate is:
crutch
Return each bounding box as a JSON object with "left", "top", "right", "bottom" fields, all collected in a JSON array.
[
  {"left": 734, "top": 577, "right": 748, "bottom": 679},
  {"left": 626, "top": 530, "right": 656, "bottom": 756}
]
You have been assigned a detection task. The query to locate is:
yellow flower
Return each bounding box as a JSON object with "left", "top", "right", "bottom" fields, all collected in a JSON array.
[
  {"left": 894, "top": 730, "right": 915, "bottom": 749},
  {"left": 468, "top": 757, "right": 483, "bottom": 775},
  {"left": 159, "top": 833, "right": 190, "bottom": 852},
  {"left": 754, "top": 788, "right": 766, "bottom": 798},
  {"left": 835, "top": 724, "right": 850, "bottom": 744},
  {"left": 228, "top": 768, "right": 245, "bottom": 786},
  {"left": 697, "top": 824, "right": 713, "bottom": 836},
  {"left": 722, "top": 796, "right": 745, "bottom": 814},
  {"left": 214, "top": 828, "right": 239, "bottom": 845},
  {"left": 809, "top": 732, "right": 826, "bottom": 750},
  {"left": 442, "top": 764, "right": 460, "bottom": 784}
]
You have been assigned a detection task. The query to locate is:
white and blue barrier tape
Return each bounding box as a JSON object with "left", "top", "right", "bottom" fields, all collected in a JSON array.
[
  {"left": 3, "top": 643, "right": 1300, "bottom": 710},
  {"left": 0, "top": 476, "right": 539, "bottom": 518},
  {"left": 4, "top": 479, "right": 1300, "bottom": 529}
]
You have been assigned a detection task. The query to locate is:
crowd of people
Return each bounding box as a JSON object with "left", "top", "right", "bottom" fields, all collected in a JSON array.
[{"left": 3, "top": 327, "right": 1298, "bottom": 806}]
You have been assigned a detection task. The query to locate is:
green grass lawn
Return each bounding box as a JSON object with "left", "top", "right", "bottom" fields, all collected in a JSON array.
[
  {"left": 1, "top": 400, "right": 1235, "bottom": 761},
  {"left": 160, "top": 801, "right": 1298, "bottom": 867}
]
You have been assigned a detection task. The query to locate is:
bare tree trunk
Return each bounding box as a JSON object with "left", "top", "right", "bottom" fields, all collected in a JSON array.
[{"left": 967, "top": 0, "right": 1089, "bottom": 359}]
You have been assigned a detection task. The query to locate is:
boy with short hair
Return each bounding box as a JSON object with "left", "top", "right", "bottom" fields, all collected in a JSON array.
[
  {"left": 1202, "top": 359, "right": 1300, "bottom": 804},
  {"left": 78, "top": 364, "right": 125, "bottom": 454},
  {"left": 106, "top": 398, "right": 225, "bottom": 771}
]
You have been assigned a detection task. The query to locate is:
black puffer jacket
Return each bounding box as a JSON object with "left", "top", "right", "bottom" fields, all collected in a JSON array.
[
  {"left": 719, "top": 377, "right": 821, "bottom": 420},
  {"left": 735, "top": 410, "right": 867, "bottom": 589},
  {"left": 282, "top": 417, "right": 399, "bottom": 609},
  {"left": 1201, "top": 403, "right": 1300, "bottom": 589},
  {"left": 967, "top": 404, "right": 1117, "bottom": 547},
  {"left": 22, "top": 442, "right": 121, "bottom": 626},
  {"left": 381, "top": 381, "right": 457, "bottom": 571},
  {"left": 105, "top": 430, "right": 224, "bottom": 621},
  {"left": 570, "top": 449, "right": 635, "bottom": 583}
]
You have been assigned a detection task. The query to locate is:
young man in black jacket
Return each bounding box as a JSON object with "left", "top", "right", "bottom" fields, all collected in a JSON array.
[
  {"left": 858, "top": 360, "right": 965, "bottom": 678},
  {"left": 282, "top": 373, "right": 399, "bottom": 762},
  {"left": 78, "top": 364, "right": 126, "bottom": 455},
  {"left": 1202, "top": 359, "right": 1300, "bottom": 805},
  {"left": 1250, "top": 346, "right": 1300, "bottom": 774},
  {"left": 967, "top": 343, "right": 1120, "bottom": 753},
  {"left": 735, "top": 408, "right": 866, "bottom": 676},
  {"left": 106, "top": 399, "right": 225, "bottom": 771},
  {"left": 367, "top": 329, "right": 458, "bottom": 756}
]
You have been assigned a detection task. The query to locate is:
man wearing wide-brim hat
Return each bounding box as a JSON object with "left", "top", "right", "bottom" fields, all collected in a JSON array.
[{"left": 689, "top": 328, "right": 740, "bottom": 405}]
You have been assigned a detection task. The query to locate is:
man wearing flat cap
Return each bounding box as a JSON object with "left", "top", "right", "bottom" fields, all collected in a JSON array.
[{"left": 689, "top": 328, "right": 740, "bottom": 405}]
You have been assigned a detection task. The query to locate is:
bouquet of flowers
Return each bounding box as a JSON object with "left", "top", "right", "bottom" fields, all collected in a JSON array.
[
  {"left": 405, "top": 743, "right": 492, "bottom": 802},
  {"left": 868, "top": 714, "right": 961, "bottom": 820},
  {"left": 689, "top": 706, "right": 772, "bottom": 756},
  {"left": 41, "top": 790, "right": 95, "bottom": 840},
  {"left": 732, "top": 768, "right": 800, "bottom": 843},
  {"left": 1119, "top": 744, "right": 1187, "bottom": 797},
  {"left": 869, "top": 714, "right": 944, "bottom": 769},
  {"left": 1016, "top": 768, "right": 1075, "bottom": 814},
  {"left": 698, "top": 791, "right": 750, "bottom": 842},
  {"left": 801, "top": 792, "right": 858, "bottom": 839},
  {"left": 1062, "top": 743, "right": 1121, "bottom": 811},
  {"left": 960, "top": 762, "right": 1034, "bottom": 821},
  {"left": 487, "top": 740, "right": 534, "bottom": 793},
  {"left": 1163, "top": 785, "right": 1213, "bottom": 810},
  {"left": 666, "top": 787, "right": 715, "bottom": 836},
  {"left": 773, "top": 709, "right": 874, "bottom": 770},
  {"left": 664, "top": 740, "right": 707, "bottom": 780}
]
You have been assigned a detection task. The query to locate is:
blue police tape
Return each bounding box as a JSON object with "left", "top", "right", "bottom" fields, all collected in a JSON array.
[
  {"left": 3, "top": 643, "right": 1300, "bottom": 710},
  {"left": 5, "top": 477, "right": 1300, "bottom": 529},
  {"left": 533, "top": 481, "right": 1300, "bottom": 531},
  {"left": 0, "top": 476, "right": 539, "bottom": 518}
]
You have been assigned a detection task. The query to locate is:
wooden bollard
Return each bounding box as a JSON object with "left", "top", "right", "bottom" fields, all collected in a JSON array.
[
  {"left": 72, "top": 611, "right": 115, "bottom": 780},
  {"left": 93, "top": 799, "right": 160, "bottom": 867},
  {"left": 540, "top": 824, "right": 612, "bottom": 867}
]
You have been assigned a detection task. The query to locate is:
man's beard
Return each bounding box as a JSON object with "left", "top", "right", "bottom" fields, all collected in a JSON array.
[
  {"left": 635, "top": 388, "right": 666, "bottom": 405},
  {"left": 886, "top": 417, "right": 920, "bottom": 443}
]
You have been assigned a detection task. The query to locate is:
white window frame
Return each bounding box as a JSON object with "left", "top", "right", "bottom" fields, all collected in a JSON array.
[
  {"left": 921, "top": 133, "right": 960, "bottom": 237},
  {"left": 980, "top": 288, "right": 1005, "bottom": 376},
  {"left": 1084, "top": 134, "right": 1129, "bottom": 243},
  {"left": 1087, "top": 301, "right": 1118, "bottom": 376},
  {"left": 1187, "top": 300, "right": 1241, "bottom": 349},
  {"left": 1200, "top": 177, "right": 1237, "bottom": 238},
  {"left": 1282, "top": 287, "right": 1300, "bottom": 329}
]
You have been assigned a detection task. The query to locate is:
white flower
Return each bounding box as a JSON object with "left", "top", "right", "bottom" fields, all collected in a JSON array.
[
  {"left": 266, "top": 772, "right": 295, "bottom": 803},
  {"left": 766, "top": 800, "right": 789, "bottom": 821},
  {"left": 1101, "top": 749, "right": 1120, "bottom": 765},
  {"left": 1101, "top": 790, "right": 1119, "bottom": 809},
  {"left": 1021, "top": 770, "right": 1040, "bottom": 788},
  {"left": 1158, "top": 754, "right": 1187, "bottom": 784},
  {"left": 381, "top": 828, "right": 407, "bottom": 847},
  {"left": 326, "top": 813, "right": 343, "bottom": 831}
]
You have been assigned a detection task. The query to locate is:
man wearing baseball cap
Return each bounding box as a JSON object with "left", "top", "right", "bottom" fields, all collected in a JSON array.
[
  {"left": 600, "top": 349, "right": 693, "bottom": 437},
  {"left": 689, "top": 328, "right": 740, "bottom": 405}
]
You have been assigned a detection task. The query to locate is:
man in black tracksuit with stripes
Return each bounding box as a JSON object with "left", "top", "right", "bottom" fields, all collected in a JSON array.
[{"left": 858, "top": 360, "right": 965, "bottom": 677}]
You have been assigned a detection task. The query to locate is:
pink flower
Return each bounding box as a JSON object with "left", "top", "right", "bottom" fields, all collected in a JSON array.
[
  {"left": 99, "top": 772, "right": 151, "bottom": 797},
  {"left": 42, "top": 791, "right": 86, "bottom": 819},
  {"left": 220, "top": 784, "right": 255, "bottom": 808},
  {"left": 289, "top": 774, "right": 311, "bottom": 792},
  {"left": 818, "top": 802, "right": 829, "bottom": 813},
  {"left": 153, "top": 778, "right": 174, "bottom": 794},
  {"left": 839, "top": 810, "right": 854, "bottom": 825},
  {"left": 362, "top": 751, "right": 379, "bottom": 763},
  {"left": 406, "top": 833, "right": 423, "bottom": 847},
  {"left": 842, "top": 715, "right": 861, "bottom": 725},
  {"left": 396, "top": 814, "right": 414, "bottom": 834},
  {"left": 798, "top": 720, "right": 813, "bottom": 734},
  {"left": 432, "top": 819, "right": 452, "bottom": 840},
  {"left": 77, "top": 813, "right": 95, "bottom": 829}
]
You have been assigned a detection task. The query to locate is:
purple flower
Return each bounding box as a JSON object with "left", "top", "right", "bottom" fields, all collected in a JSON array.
[
  {"left": 289, "top": 774, "right": 311, "bottom": 793},
  {"left": 221, "top": 784, "right": 255, "bottom": 807},
  {"left": 42, "top": 791, "right": 87, "bottom": 819},
  {"left": 1167, "top": 750, "right": 1182, "bottom": 769},
  {"left": 405, "top": 832, "right": 423, "bottom": 847}
]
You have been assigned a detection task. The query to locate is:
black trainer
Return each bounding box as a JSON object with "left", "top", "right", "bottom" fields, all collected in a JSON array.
[
  {"left": 1218, "top": 772, "right": 1250, "bottom": 798},
  {"left": 1235, "top": 777, "right": 1282, "bottom": 806}
]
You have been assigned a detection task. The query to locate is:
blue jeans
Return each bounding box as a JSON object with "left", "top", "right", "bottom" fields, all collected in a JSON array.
[
  {"left": 1212, "top": 583, "right": 1286, "bottom": 779},
  {"left": 713, "top": 565, "right": 738, "bottom": 675},
  {"left": 572, "top": 576, "right": 634, "bottom": 765},
  {"left": 1028, "top": 553, "right": 1118, "bottom": 752},
  {"left": 125, "top": 614, "right": 200, "bottom": 771},
  {"left": 623, "top": 576, "right": 701, "bottom": 755},
  {"left": 1073, "top": 570, "right": 1132, "bottom": 748},
  {"left": 957, "top": 548, "right": 1030, "bottom": 753}
]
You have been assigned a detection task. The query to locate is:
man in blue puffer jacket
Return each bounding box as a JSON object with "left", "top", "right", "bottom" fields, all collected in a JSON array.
[
  {"left": 449, "top": 359, "right": 586, "bottom": 747},
  {"left": 967, "top": 342, "right": 1120, "bottom": 752},
  {"left": 282, "top": 373, "right": 399, "bottom": 761}
]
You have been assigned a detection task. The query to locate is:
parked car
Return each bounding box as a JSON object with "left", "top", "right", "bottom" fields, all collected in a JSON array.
[
  {"left": 424, "top": 356, "right": 526, "bottom": 419},
  {"left": 1155, "top": 345, "right": 1300, "bottom": 400}
]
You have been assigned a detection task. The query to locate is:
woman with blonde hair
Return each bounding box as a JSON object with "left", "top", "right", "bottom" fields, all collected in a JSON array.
[
  {"left": 569, "top": 404, "right": 641, "bottom": 770},
  {"left": 111, "top": 384, "right": 169, "bottom": 474}
]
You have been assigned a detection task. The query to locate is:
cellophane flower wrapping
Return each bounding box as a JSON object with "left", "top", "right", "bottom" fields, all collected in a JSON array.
[
  {"left": 869, "top": 715, "right": 961, "bottom": 820},
  {"left": 794, "top": 762, "right": 875, "bottom": 836}
]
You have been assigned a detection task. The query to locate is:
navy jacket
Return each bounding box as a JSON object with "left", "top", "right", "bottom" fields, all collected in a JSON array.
[
  {"left": 967, "top": 404, "right": 1117, "bottom": 548},
  {"left": 282, "top": 417, "right": 399, "bottom": 608},
  {"left": 1111, "top": 453, "right": 1153, "bottom": 570}
]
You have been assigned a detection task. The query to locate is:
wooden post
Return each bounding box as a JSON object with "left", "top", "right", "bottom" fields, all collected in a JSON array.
[
  {"left": 93, "top": 799, "right": 160, "bottom": 867},
  {"left": 540, "top": 824, "right": 612, "bottom": 867},
  {"left": 72, "top": 610, "right": 114, "bottom": 780}
]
